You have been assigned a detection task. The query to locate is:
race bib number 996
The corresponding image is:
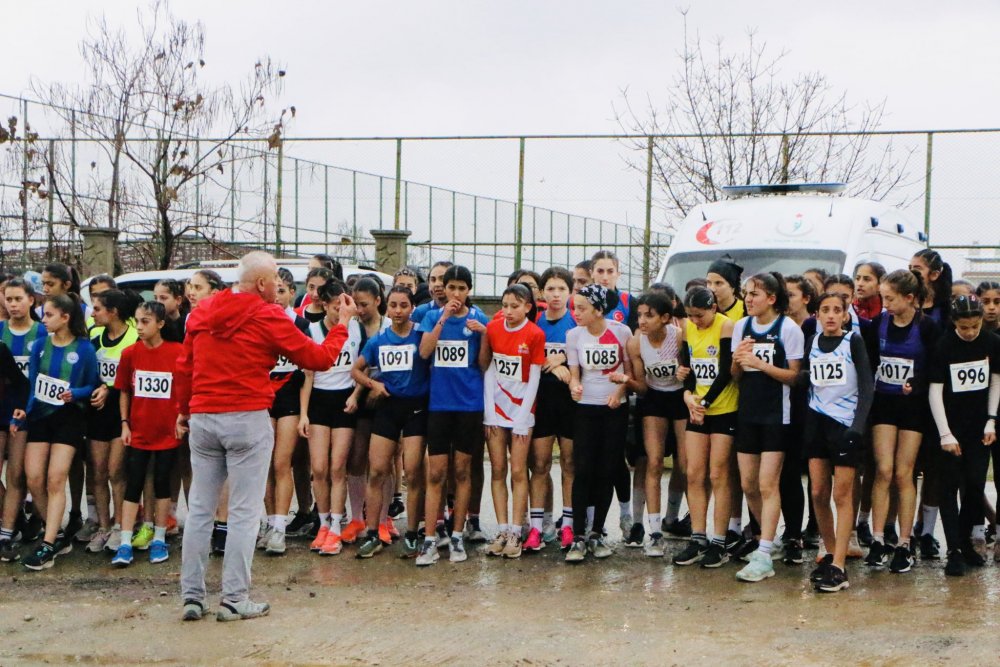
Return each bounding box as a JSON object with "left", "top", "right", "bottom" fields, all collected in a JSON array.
[{"left": 949, "top": 359, "right": 988, "bottom": 393}]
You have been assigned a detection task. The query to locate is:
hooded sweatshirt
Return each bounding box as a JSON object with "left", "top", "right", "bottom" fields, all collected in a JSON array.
[{"left": 175, "top": 288, "right": 348, "bottom": 415}]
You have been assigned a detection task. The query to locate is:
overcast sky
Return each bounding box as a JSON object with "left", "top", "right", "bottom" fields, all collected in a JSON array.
[{"left": 3, "top": 1, "right": 997, "bottom": 276}]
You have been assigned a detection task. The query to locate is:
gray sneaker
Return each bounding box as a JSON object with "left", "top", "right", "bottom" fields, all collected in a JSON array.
[
  {"left": 104, "top": 527, "right": 122, "bottom": 552},
  {"left": 256, "top": 526, "right": 274, "bottom": 550},
  {"left": 356, "top": 534, "right": 383, "bottom": 559},
  {"left": 415, "top": 540, "right": 439, "bottom": 566},
  {"left": 181, "top": 600, "right": 205, "bottom": 621},
  {"left": 85, "top": 529, "right": 111, "bottom": 554},
  {"left": 449, "top": 537, "right": 468, "bottom": 563},
  {"left": 217, "top": 599, "right": 271, "bottom": 622},
  {"left": 644, "top": 533, "right": 666, "bottom": 558},
  {"left": 565, "top": 539, "right": 587, "bottom": 563},
  {"left": 265, "top": 530, "right": 286, "bottom": 556},
  {"left": 541, "top": 518, "right": 558, "bottom": 544},
  {"left": 74, "top": 518, "right": 100, "bottom": 543},
  {"left": 619, "top": 513, "right": 633, "bottom": 538},
  {"left": 588, "top": 535, "right": 613, "bottom": 559}
]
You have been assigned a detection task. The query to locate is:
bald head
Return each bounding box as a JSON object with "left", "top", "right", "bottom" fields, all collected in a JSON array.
[{"left": 237, "top": 251, "right": 279, "bottom": 302}]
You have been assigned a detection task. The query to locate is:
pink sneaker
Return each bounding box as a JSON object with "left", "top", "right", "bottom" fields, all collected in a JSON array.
[
  {"left": 559, "top": 525, "right": 574, "bottom": 549},
  {"left": 523, "top": 527, "right": 543, "bottom": 552}
]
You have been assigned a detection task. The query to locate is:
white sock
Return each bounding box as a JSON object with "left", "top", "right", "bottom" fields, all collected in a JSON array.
[
  {"left": 728, "top": 518, "right": 742, "bottom": 533},
  {"left": 451, "top": 531, "right": 463, "bottom": 542},
  {"left": 632, "top": 485, "right": 646, "bottom": 521},
  {"left": 498, "top": 523, "right": 509, "bottom": 535},
  {"left": 921, "top": 506, "right": 938, "bottom": 535},
  {"left": 665, "top": 491, "right": 683, "bottom": 523},
  {"left": 529, "top": 508, "right": 544, "bottom": 532},
  {"left": 120, "top": 530, "right": 133, "bottom": 546},
  {"left": 510, "top": 524, "right": 522, "bottom": 538},
  {"left": 562, "top": 507, "right": 573, "bottom": 525},
  {"left": 330, "top": 513, "right": 343, "bottom": 535},
  {"left": 347, "top": 475, "right": 366, "bottom": 522},
  {"left": 153, "top": 525, "right": 166, "bottom": 543},
  {"left": 648, "top": 513, "right": 662, "bottom": 535},
  {"left": 858, "top": 510, "right": 871, "bottom": 524},
  {"left": 758, "top": 539, "right": 773, "bottom": 555},
  {"left": 112, "top": 523, "right": 121, "bottom": 532},
  {"left": 320, "top": 512, "right": 332, "bottom": 529},
  {"left": 972, "top": 525, "right": 986, "bottom": 541},
  {"left": 266, "top": 514, "right": 277, "bottom": 528},
  {"left": 619, "top": 501, "right": 631, "bottom": 518},
  {"left": 274, "top": 515, "right": 287, "bottom": 533}
]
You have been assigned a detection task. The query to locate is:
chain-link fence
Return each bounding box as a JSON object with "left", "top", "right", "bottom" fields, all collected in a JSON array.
[{"left": 2, "top": 93, "right": 998, "bottom": 293}]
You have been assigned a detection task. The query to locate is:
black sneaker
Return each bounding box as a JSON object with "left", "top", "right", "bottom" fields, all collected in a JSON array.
[
  {"left": 961, "top": 540, "right": 986, "bottom": 567},
  {"left": 387, "top": 497, "right": 405, "bottom": 519},
  {"left": 624, "top": 523, "right": 645, "bottom": 548},
  {"left": 986, "top": 525, "right": 996, "bottom": 546},
  {"left": 884, "top": 525, "right": 899, "bottom": 547},
  {"left": 0, "top": 539, "right": 19, "bottom": 562},
  {"left": 865, "top": 540, "right": 888, "bottom": 568},
  {"left": 663, "top": 514, "right": 692, "bottom": 539},
  {"left": 700, "top": 542, "right": 730, "bottom": 568},
  {"left": 286, "top": 510, "right": 314, "bottom": 536},
  {"left": 64, "top": 512, "right": 83, "bottom": 542},
  {"left": 889, "top": 545, "right": 914, "bottom": 573},
  {"left": 944, "top": 550, "right": 966, "bottom": 577},
  {"left": 51, "top": 531, "right": 73, "bottom": 556},
  {"left": 816, "top": 565, "right": 850, "bottom": 593},
  {"left": 724, "top": 529, "right": 744, "bottom": 555},
  {"left": 802, "top": 524, "right": 821, "bottom": 549},
  {"left": 855, "top": 521, "right": 874, "bottom": 547},
  {"left": 919, "top": 533, "right": 940, "bottom": 560},
  {"left": 810, "top": 554, "right": 834, "bottom": 583},
  {"left": 735, "top": 538, "right": 759, "bottom": 562},
  {"left": 783, "top": 538, "right": 804, "bottom": 565},
  {"left": 211, "top": 524, "right": 227, "bottom": 556},
  {"left": 22, "top": 543, "right": 56, "bottom": 571},
  {"left": 672, "top": 539, "right": 707, "bottom": 566}
]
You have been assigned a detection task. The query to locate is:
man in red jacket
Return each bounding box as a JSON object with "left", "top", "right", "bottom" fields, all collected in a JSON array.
[{"left": 175, "top": 251, "right": 356, "bottom": 622}]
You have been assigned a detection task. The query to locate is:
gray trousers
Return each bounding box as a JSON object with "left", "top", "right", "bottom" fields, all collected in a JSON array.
[{"left": 180, "top": 410, "right": 273, "bottom": 606}]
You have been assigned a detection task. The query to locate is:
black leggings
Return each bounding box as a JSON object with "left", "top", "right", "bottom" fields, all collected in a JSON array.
[
  {"left": 124, "top": 448, "right": 178, "bottom": 504},
  {"left": 572, "top": 404, "right": 628, "bottom": 536},
  {"left": 938, "top": 433, "right": 990, "bottom": 552}
]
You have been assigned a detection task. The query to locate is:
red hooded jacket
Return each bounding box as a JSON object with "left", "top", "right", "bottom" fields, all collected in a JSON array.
[{"left": 175, "top": 289, "right": 348, "bottom": 415}]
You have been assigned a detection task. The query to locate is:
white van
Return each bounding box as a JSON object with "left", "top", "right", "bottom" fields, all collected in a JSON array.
[{"left": 655, "top": 184, "right": 928, "bottom": 289}]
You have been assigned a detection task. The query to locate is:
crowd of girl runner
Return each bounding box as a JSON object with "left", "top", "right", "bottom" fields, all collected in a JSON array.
[{"left": 0, "top": 249, "right": 998, "bottom": 594}]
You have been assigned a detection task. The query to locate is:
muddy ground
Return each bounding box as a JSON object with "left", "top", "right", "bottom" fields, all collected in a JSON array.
[{"left": 2, "top": 468, "right": 999, "bottom": 666}]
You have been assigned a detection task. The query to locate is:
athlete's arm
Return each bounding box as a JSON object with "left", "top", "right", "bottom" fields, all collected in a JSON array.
[
  {"left": 849, "top": 333, "right": 875, "bottom": 430},
  {"left": 700, "top": 319, "right": 736, "bottom": 406},
  {"left": 512, "top": 364, "right": 542, "bottom": 436},
  {"left": 479, "top": 331, "right": 493, "bottom": 373},
  {"left": 70, "top": 344, "right": 100, "bottom": 403},
  {"left": 273, "top": 302, "right": 354, "bottom": 373},
  {"left": 297, "top": 372, "right": 314, "bottom": 438},
  {"left": 616, "top": 335, "right": 647, "bottom": 395}
]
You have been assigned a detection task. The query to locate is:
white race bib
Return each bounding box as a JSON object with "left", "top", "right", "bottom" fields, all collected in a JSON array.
[
  {"left": 691, "top": 357, "right": 719, "bottom": 387},
  {"left": 330, "top": 348, "right": 354, "bottom": 373},
  {"left": 272, "top": 354, "right": 296, "bottom": 374},
  {"left": 379, "top": 344, "right": 415, "bottom": 373},
  {"left": 435, "top": 340, "right": 469, "bottom": 368},
  {"left": 493, "top": 353, "right": 523, "bottom": 380},
  {"left": 34, "top": 373, "right": 70, "bottom": 406},
  {"left": 810, "top": 358, "right": 847, "bottom": 387},
  {"left": 581, "top": 344, "right": 619, "bottom": 371},
  {"left": 134, "top": 370, "right": 173, "bottom": 400},
  {"left": 14, "top": 355, "right": 29, "bottom": 378},
  {"left": 949, "top": 359, "right": 988, "bottom": 393},
  {"left": 646, "top": 359, "right": 678, "bottom": 381},
  {"left": 877, "top": 356, "right": 913, "bottom": 386},
  {"left": 743, "top": 343, "right": 775, "bottom": 372},
  {"left": 98, "top": 358, "right": 119, "bottom": 384},
  {"left": 544, "top": 343, "right": 566, "bottom": 359}
]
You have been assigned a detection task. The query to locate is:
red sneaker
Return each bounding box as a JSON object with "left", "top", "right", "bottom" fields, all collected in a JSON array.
[
  {"left": 559, "top": 525, "right": 574, "bottom": 549},
  {"left": 523, "top": 527, "right": 543, "bottom": 552}
]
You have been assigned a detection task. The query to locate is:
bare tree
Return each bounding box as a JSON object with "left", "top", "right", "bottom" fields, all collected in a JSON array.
[
  {"left": 30, "top": 0, "right": 290, "bottom": 268},
  {"left": 614, "top": 13, "right": 915, "bottom": 226}
]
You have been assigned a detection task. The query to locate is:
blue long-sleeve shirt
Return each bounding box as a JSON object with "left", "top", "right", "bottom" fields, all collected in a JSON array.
[{"left": 25, "top": 335, "right": 99, "bottom": 421}]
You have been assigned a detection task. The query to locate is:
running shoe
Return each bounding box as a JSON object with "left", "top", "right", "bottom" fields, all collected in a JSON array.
[
  {"left": 542, "top": 517, "right": 557, "bottom": 544},
  {"left": 920, "top": 533, "right": 941, "bottom": 560},
  {"left": 624, "top": 523, "right": 645, "bottom": 548},
  {"left": 378, "top": 522, "right": 392, "bottom": 546},
  {"left": 619, "top": 512, "right": 633, "bottom": 538},
  {"left": 74, "top": 518, "right": 100, "bottom": 543},
  {"left": 149, "top": 540, "right": 169, "bottom": 564},
  {"left": 319, "top": 532, "right": 343, "bottom": 556},
  {"left": 265, "top": 530, "right": 286, "bottom": 556},
  {"left": 52, "top": 532, "right": 73, "bottom": 556},
  {"left": 133, "top": 523, "right": 155, "bottom": 551},
  {"left": 22, "top": 543, "right": 56, "bottom": 571},
  {"left": 463, "top": 517, "right": 487, "bottom": 543},
  {"left": 986, "top": 524, "right": 996, "bottom": 546},
  {"left": 435, "top": 524, "right": 450, "bottom": 549},
  {"left": 961, "top": 540, "right": 986, "bottom": 567},
  {"left": 415, "top": 541, "right": 439, "bottom": 566},
  {"left": 970, "top": 535, "right": 987, "bottom": 562},
  {"left": 256, "top": 526, "right": 274, "bottom": 550},
  {"left": 166, "top": 513, "right": 180, "bottom": 537},
  {"left": 724, "top": 530, "right": 745, "bottom": 556},
  {"left": 182, "top": 600, "right": 204, "bottom": 621},
  {"left": 769, "top": 537, "right": 786, "bottom": 562},
  {"left": 565, "top": 538, "right": 587, "bottom": 563},
  {"left": 523, "top": 527, "right": 543, "bottom": 552},
  {"left": 356, "top": 533, "right": 383, "bottom": 559},
  {"left": 644, "top": 533, "right": 666, "bottom": 558},
  {"left": 64, "top": 513, "right": 83, "bottom": 544},
  {"left": 855, "top": 521, "right": 873, "bottom": 547},
  {"left": 883, "top": 525, "right": 899, "bottom": 547},
  {"left": 86, "top": 529, "right": 111, "bottom": 554},
  {"left": 945, "top": 549, "right": 966, "bottom": 577},
  {"left": 503, "top": 533, "right": 523, "bottom": 559},
  {"left": 700, "top": 542, "right": 729, "bottom": 568},
  {"left": 847, "top": 531, "right": 864, "bottom": 558},
  {"left": 449, "top": 537, "right": 468, "bottom": 563},
  {"left": 810, "top": 554, "right": 833, "bottom": 583},
  {"left": 782, "top": 538, "right": 804, "bottom": 566},
  {"left": 663, "top": 514, "right": 692, "bottom": 539},
  {"left": 341, "top": 519, "right": 366, "bottom": 544},
  {"left": 105, "top": 528, "right": 123, "bottom": 553},
  {"left": 485, "top": 533, "right": 507, "bottom": 557},
  {"left": 801, "top": 525, "right": 821, "bottom": 549},
  {"left": 736, "top": 551, "right": 775, "bottom": 582},
  {"left": 0, "top": 539, "right": 19, "bottom": 563},
  {"left": 559, "top": 525, "right": 574, "bottom": 549},
  {"left": 399, "top": 535, "right": 419, "bottom": 559},
  {"left": 588, "top": 535, "right": 613, "bottom": 559},
  {"left": 816, "top": 565, "right": 849, "bottom": 592},
  {"left": 217, "top": 599, "right": 270, "bottom": 622},
  {"left": 888, "top": 545, "right": 914, "bottom": 573},
  {"left": 210, "top": 525, "right": 226, "bottom": 555},
  {"left": 735, "top": 538, "right": 759, "bottom": 563},
  {"left": 21, "top": 509, "right": 44, "bottom": 543},
  {"left": 387, "top": 496, "right": 405, "bottom": 519},
  {"left": 673, "top": 540, "right": 707, "bottom": 566},
  {"left": 286, "top": 509, "right": 315, "bottom": 537},
  {"left": 310, "top": 526, "right": 330, "bottom": 552},
  {"left": 865, "top": 540, "right": 888, "bottom": 568}
]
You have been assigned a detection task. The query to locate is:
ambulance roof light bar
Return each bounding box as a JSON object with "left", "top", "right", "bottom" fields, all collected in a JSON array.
[{"left": 722, "top": 183, "right": 847, "bottom": 197}]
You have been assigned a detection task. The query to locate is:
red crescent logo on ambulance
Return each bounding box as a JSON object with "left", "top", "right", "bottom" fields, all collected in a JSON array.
[{"left": 696, "top": 221, "right": 718, "bottom": 245}]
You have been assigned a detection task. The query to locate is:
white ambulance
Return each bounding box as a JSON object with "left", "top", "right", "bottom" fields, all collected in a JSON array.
[{"left": 655, "top": 183, "right": 927, "bottom": 288}]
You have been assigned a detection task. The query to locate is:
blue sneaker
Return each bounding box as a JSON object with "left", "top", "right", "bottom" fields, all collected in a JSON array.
[
  {"left": 112, "top": 543, "right": 134, "bottom": 567},
  {"left": 149, "top": 540, "right": 169, "bottom": 564}
]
